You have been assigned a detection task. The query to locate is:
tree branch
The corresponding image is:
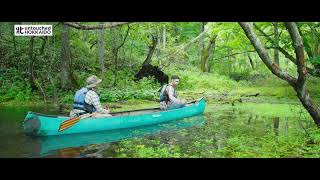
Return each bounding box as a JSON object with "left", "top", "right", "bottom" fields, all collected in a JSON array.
[
  {"left": 142, "top": 34, "right": 158, "bottom": 66},
  {"left": 62, "top": 22, "right": 130, "bottom": 30},
  {"left": 179, "top": 28, "right": 209, "bottom": 50},
  {"left": 285, "top": 22, "right": 307, "bottom": 88},
  {"left": 239, "top": 22, "right": 297, "bottom": 86},
  {"left": 33, "top": 37, "right": 47, "bottom": 55},
  {"left": 116, "top": 25, "right": 130, "bottom": 50},
  {"left": 213, "top": 50, "right": 257, "bottom": 61},
  {"left": 241, "top": 23, "right": 320, "bottom": 126},
  {"left": 90, "top": 41, "right": 98, "bottom": 49},
  {"left": 253, "top": 23, "right": 319, "bottom": 77},
  {"left": 160, "top": 27, "right": 209, "bottom": 66},
  {"left": 253, "top": 23, "right": 297, "bottom": 64}
]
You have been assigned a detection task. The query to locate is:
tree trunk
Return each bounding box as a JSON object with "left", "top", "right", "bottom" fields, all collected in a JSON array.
[
  {"left": 109, "top": 26, "right": 129, "bottom": 86},
  {"left": 228, "top": 48, "right": 232, "bottom": 74},
  {"left": 273, "top": 117, "right": 280, "bottom": 136},
  {"left": 199, "top": 22, "right": 205, "bottom": 64},
  {"left": 173, "top": 22, "right": 179, "bottom": 44},
  {"left": 12, "top": 24, "right": 17, "bottom": 52},
  {"left": 200, "top": 35, "right": 217, "bottom": 72},
  {"left": 294, "top": 85, "right": 320, "bottom": 126},
  {"left": 254, "top": 23, "right": 320, "bottom": 78},
  {"left": 48, "top": 37, "right": 58, "bottom": 104},
  {"left": 162, "top": 25, "right": 166, "bottom": 49},
  {"left": 239, "top": 22, "right": 320, "bottom": 126},
  {"left": 142, "top": 34, "right": 158, "bottom": 66},
  {"left": 0, "top": 23, "right": 2, "bottom": 39},
  {"left": 156, "top": 26, "right": 161, "bottom": 67},
  {"left": 207, "top": 37, "right": 216, "bottom": 73},
  {"left": 98, "top": 22, "right": 106, "bottom": 74},
  {"left": 314, "top": 35, "right": 319, "bottom": 58},
  {"left": 113, "top": 50, "right": 118, "bottom": 86},
  {"left": 28, "top": 36, "right": 36, "bottom": 90},
  {"left": 157, "top": 26, "right": 161, "bottom": 47},
  {"left": 60, "top": 24, "right": 72, "bottom": 90},
  {"left": 110, "top": 28, "right": 117, "bottom": 86},
  {"left": 274, "top": 22, "right": 279, "bottom": 66},
  {"left": 310, "top": 23, "right": 320, "bottom": 74},
  {"left": 247, "top": 53, "right": 255, "bottom": 69}
]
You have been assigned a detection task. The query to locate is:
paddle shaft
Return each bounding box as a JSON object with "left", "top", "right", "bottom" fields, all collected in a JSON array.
[{"left": 110, "top": 99, "right": 198, "bottom": 115}]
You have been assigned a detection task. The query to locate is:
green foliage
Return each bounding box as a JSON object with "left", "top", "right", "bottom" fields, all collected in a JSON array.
[
  {"left": 98, "top": 76, "right": 160, "bottom": 102},
  {"left": 0, "top": 71, "right": 33, "bottom": 103},
  {"left": 59, "top": 91, "right": 74, "bottom": 104},
  {"left": 114, "top": 139, "right": 183, "bottom": 158},
  {"left": 309, "top": 55, "right": 320, "bottom": 66},
  {"left": 1, "top": 22, "right": 320, "bottom": 117},
  {"left": 164, "top": 66, "right": 238, "bottom": 92}
]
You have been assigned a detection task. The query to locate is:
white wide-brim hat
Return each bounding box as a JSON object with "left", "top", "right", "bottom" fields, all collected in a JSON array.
[{"left": 86, "top": 75, "right": 102, "bottom": 88}]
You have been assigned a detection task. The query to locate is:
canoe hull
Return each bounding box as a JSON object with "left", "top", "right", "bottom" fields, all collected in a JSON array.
[{"left": 23, "top": 98, "right": 206, "bottom": 136}]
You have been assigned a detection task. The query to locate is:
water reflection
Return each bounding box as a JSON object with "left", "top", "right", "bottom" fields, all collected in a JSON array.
[
  {"left": 0, "top": 105, "right": 59, "bottom": 158},
  {"left": 205, "top": 107, "right": 298, "bottom": 151},
  {"left": 35, "top": 115, "right": 206, "bottom": 157}
]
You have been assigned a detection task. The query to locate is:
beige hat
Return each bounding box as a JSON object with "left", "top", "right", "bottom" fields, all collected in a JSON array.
[{"left": 86, "top": 75, "right": 102, "bottom": 88}]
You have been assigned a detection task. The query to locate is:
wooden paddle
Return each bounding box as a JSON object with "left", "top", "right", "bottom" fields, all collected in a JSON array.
[
  {"left": 185, "top": 97, "right": 203, "bottom": 104},
  {"left": 58, "top": 112, "right": 97, "bottom": 132},
  {"left": 117, "top": 98, "right": 198, "bottom": 113}
]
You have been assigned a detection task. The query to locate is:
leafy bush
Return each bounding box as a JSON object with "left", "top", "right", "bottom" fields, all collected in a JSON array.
[
  {"left": 99, "top": 76, "right": 160, "bottom": 102},
  {"left": 60, "top": 92, "right": 74, "bottom": 104},
  {"left": 0, "top": 78, "right": 33, "bottom": 102},
  {"left": 164, "top": 66, "right": 239, "bottom": 92}
]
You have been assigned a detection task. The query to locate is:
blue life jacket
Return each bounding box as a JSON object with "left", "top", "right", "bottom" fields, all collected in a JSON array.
[
  {"left": 72, "top": 87, "right": 96, "bottom": 113},
  {"left": 159, "top": 84, "right": 176, "bottom": 102}
]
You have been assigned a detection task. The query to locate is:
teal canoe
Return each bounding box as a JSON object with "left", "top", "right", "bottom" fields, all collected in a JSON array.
[{"left": 23, "top": 97, "right": 206, "bottom": 136}]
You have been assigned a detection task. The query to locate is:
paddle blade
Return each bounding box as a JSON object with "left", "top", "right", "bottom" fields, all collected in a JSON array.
[{"left": 58, "top": 116, "right": 81, "bottom": 132}]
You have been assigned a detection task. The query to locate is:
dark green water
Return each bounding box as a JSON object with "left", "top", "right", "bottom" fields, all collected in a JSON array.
[{"left": 0, "top": 105, "right": 60, "bottom": 157}]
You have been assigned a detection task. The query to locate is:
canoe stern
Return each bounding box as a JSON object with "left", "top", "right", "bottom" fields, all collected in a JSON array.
[{"left": 23, "top": 112, "right": 42, "bottom": 136}]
